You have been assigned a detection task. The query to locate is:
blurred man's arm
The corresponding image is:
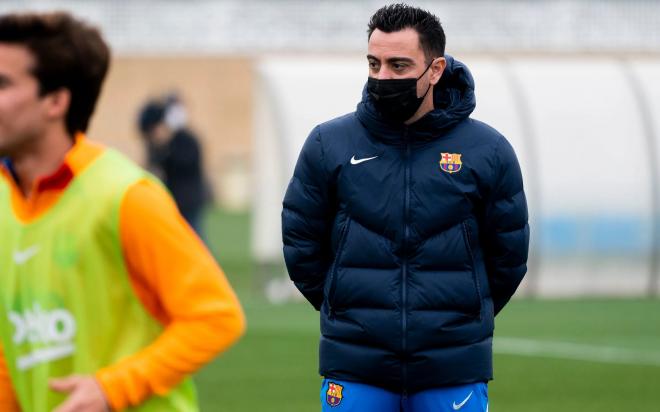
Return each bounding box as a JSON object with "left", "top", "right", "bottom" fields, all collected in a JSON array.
[
  {"left": 92, "top": 179, "right": 246, "bottom": 410},
  {"left": 282, "top": 126, "right": 335, "bottom": 310},
  {"left": 0, "top": 343, "right": 20, "bottom": 412},
  {"left": 483, "top": 137, "right": 530, "bottom": 315}
]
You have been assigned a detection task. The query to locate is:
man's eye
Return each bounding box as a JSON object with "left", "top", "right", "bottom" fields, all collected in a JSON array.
[{"left": 368, "top": 61, "right": 379, "bottom": 69}]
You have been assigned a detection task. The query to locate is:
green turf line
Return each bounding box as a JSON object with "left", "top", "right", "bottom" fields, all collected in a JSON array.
[{"left": 495, "top": 337, "right": 660, "bottom": 367}]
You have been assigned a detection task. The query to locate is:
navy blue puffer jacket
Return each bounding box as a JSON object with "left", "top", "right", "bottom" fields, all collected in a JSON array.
[{"left": 282, "top": 56, "right": 529, "bottom": 393}]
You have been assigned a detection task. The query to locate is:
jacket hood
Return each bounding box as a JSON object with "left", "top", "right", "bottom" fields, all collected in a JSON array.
[{"left": 356, "top": 55, "right": 476, "bottom": 143}]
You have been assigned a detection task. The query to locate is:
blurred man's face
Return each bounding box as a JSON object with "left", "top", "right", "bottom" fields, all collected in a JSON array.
[
  {"left": 367, "top": 28, "right": 431, "bottom": 98},
  {"left": 0, "top": 43, "right": 48, "bottom": 156},
  {"left": 149, "top": 122, "right": 171, "bottom": 146}
]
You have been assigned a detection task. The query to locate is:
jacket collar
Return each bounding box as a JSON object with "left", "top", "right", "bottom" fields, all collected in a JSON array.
[{"left": 356, "top": 55, "right": 476, "bottom": 144}]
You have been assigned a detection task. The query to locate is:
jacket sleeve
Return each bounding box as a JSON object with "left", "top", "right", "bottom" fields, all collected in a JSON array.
[
  {"left": 0, "top": 343, "right": 20, "bottom": 412},
  {"left": 482, "top": 136, "right": 530, "bottom": 315},
  {"left": 282, "top": 126, "right": 335, "bottom": 310}
]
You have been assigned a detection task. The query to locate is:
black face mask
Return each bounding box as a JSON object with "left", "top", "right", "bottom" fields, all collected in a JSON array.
[{"left": 367, "top": 61, "right": 434, "bottom": 124}]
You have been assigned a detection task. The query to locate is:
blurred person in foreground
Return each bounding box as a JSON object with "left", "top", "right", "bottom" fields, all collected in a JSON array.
[
  {"left": 282, "top": 4, "right": 529, "bottom": 411},
  {"left": 138, "top": 94, "right": 211, "bottom": 237},
  {"left": 0, "top": 11, "right": 245, "bottom": 412}
]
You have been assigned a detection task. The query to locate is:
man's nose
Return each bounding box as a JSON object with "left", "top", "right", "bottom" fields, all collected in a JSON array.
[{"left": 376, "top": 67, "right": 395, "bottom": 80}]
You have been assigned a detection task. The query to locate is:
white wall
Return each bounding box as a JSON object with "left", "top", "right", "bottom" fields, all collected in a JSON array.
[{"left": 2, "top": 1, "right": 660, "bottom": 54}]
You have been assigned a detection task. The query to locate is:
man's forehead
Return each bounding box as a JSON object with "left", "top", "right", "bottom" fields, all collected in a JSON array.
[
  {"left": 0, "top": 44, "right": 36, "bottom": 85},
  {"left": 0, "top": 43, "right": 35, "bottom": 70},
  {"left": 367, "top": 28, "right": 423, "bottom": 60}
]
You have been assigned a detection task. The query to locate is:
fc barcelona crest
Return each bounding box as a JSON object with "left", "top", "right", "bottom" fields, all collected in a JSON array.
[
  {"left": 439, "top": 152, "right": 462, "bottom": 174},
  {"left": 326, "top": 382, "right": 344, "bottom": 407}
]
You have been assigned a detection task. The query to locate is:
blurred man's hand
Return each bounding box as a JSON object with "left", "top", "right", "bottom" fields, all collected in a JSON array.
[{"left": 50, "top": 375, "right": 110, "bottom": 412}]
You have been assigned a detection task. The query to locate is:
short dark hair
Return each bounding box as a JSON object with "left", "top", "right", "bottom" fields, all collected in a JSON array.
[
  {"left": 138, "top": 100, "right": 166, "bottom": 135},
  {"left": 0, "top": 12, "right": 110, "bottom": 137},
  {"left": 367, "top": 3, "right": 446, "bottom": 61}
]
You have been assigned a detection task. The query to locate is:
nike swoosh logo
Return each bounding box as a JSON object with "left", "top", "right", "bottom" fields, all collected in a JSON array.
[
  {"left": 350, "top": 155, "right": 378, "bottom": 165},
  {"left": 452, "top": 391, "right": 473, "bottom": 410},
  {"left": 13, "top": 245, "right": 40, "bottom": 265}
]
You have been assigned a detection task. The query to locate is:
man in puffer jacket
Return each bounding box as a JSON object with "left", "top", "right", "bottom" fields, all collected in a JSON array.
[{"left": 282, "top": 4, "right": 529, "bottom": 411}]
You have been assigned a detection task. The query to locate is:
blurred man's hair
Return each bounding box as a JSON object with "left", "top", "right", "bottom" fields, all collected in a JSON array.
[
  {"left": 138, "top": 100, "right": 166, "bottom": 136},
  {"left": 0, "top": 11, "right": 110, "bottom": 137},
  {"left": 367, "top": 3, "right": 446, "bottom": 61}
]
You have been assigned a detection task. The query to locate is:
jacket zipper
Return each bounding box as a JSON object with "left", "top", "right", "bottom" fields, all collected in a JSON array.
[
  {"left": 327, "top": 218, "right": 352, "bottom": 318},
  {"left": 462, "top": 221, "right": 483, "bottom": 320},
  {"left": 402, "top": 128, "right": 411, "bottom": 393}
]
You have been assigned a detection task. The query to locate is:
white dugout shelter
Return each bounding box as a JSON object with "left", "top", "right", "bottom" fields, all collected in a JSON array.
[{"left": 253, "top": 55, "right": 660, "bottom": 298}]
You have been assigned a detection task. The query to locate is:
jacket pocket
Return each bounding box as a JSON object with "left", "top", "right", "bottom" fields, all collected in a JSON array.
[
  {"left": 462, "top": 220, "right": 483, "bottom": 319},
  {"left": 327, "top": 217, "right": 352, "bottom": 315}
]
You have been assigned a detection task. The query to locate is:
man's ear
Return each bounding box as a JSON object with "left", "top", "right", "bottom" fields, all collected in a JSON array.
[
  {"left": 43, "top": 88, "right": 71, "bottom": 121},
  {"left": 429, "top": 57, "right": 446, "bottom": 86}
]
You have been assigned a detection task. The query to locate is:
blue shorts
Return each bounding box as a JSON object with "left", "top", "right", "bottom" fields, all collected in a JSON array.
[{"left": 321, "top": 379, "right": 488, "bottom": 412}]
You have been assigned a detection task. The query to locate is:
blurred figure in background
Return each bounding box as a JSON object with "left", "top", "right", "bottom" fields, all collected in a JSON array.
[
  {"left": 0, "top": 11, "right": 244, "bottom": 412},
  {"left": 138, "top": 93, "right": 211, "bottom": 237}
]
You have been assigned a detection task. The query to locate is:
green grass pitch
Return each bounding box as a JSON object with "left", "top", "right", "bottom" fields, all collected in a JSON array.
[{"left": 195, "top": 209, "right": 660, "bottom": 411}]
